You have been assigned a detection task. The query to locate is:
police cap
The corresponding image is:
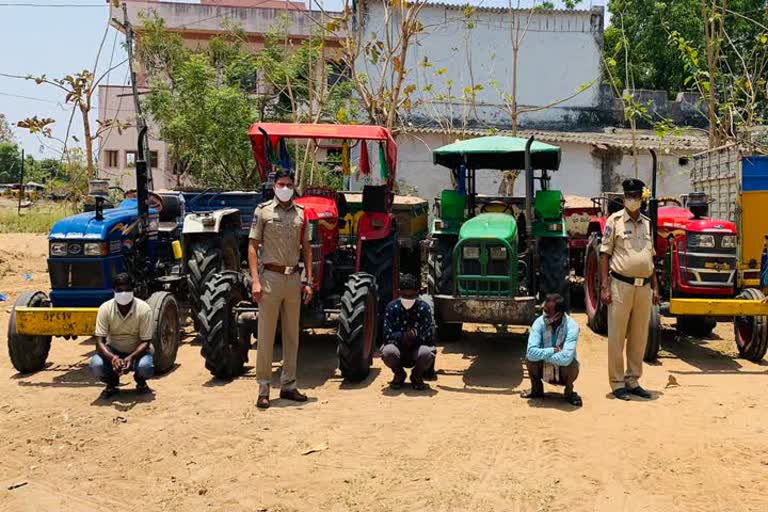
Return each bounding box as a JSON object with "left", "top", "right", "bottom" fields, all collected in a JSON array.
[{"left": 622, "top": 178, "right": 645, "bottom": 194}]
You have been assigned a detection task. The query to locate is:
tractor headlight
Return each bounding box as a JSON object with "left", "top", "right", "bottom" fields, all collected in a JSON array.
[
  {"left": 463, "top": 246, "right": 480, "bottom": 259},
  {"left": 721, "top": 235, "right": 737, "bottom": 248},
  {"left": 689, "top": 234, "right": 715, "bottom": 248},
  {"left": 50, "top": 242, "right": 67, "bottom": 256},
  {"left": 84, "top": 242, "right": 106, "bottom": 256},
  {"left": 489, "top": 246, "right": 507, "bottom": 260},
  {"left": 67, "top": 243, "right": 83, "bottom": 255}
]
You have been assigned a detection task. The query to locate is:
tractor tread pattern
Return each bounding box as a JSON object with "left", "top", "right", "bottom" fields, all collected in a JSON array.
[
  {"left": 199, "top": 271, "right": 249, "bottom": 379},
  {"left": 584, "top": 233, "right": 608, "bottom": 334},
  {"left": 146, "top": 291, "right": 180, "bottom": 374},
  {"left": 540, "top": 237, "right": 570, "bottom": 300},
  {"left": 337, "top": 272, "right": 378, "bottom": 382},
  {"left": 734, "top": 288, "right": 768, "bottom": 362}
]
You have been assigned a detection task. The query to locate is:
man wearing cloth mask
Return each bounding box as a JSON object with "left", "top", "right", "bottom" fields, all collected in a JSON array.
[
  {"left": 249, "top": 169, "right": 313, "bottom": 409},
  {"left": 600, "top": 178, "right": 660, "bottom": 401},
  {"left": 522, "top": 293, "right": 582, "bottom": 406},
  {"left": 89, "top": 273, "right": 154, "bottom": 399},
  {"left": 381, "top": 274, "right": 436, "bottom": 390}
]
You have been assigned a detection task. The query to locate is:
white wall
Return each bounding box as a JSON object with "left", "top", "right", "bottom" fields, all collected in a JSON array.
[
  {"left": 360, "top": 3, "right": 604, "bottom": 127},
  {"left": 395, "top": 132, "right": 695, "bottom": 203}
]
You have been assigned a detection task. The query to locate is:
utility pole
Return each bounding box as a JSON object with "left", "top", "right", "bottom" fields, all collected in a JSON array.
[
  {"left": 122, "top": 2, "right": 153, "bottom": 189},
  {"left": 17, "top": 149, "right": 24, "bottom": 215}
]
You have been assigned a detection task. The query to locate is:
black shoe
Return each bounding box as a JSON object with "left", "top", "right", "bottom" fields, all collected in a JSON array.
[
  {"left": 389, "top": 369, "right": 407, "bottom": 389},
  {"left": 628, "top": 386, "right": 652, "bottom": 399},
  {"left": 99, "top": 386, "right": 119, "bottom": 400},
  {"left": 135, "top": 381, "right": 152, "bottom": 395},
  {"left": 565, "top": 392, "right": 583, "bottom": 407},
  {"left": 521, "top": 388, "right": 544, "bottom": 399},
  {"left": 612, "top": 388, "right": 632, "bottom": 401}
]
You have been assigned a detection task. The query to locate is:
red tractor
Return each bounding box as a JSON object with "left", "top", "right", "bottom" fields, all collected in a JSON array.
[
  {"left": 198, "top": 123, "right": 422, "bottom": 382},
  {"left": 583, "top": 152, "right": 739, "bottom": 360}
]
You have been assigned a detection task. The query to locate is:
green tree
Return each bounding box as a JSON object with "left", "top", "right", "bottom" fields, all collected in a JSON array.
[{"left": 0, "top": 142, "right": 20, "bottom": 183}]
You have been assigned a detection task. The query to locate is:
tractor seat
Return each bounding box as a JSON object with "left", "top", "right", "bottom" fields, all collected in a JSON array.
[
  {"left": 440, "top": 189, "right": 465, "bottom": 220},
  {"left": 362, "top": 185, "right": 387, "bottom": 213}
]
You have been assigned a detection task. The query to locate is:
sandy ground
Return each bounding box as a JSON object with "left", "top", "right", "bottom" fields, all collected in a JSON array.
[{"left": 1, "top": 234, "right": 768, "bottom": 512}]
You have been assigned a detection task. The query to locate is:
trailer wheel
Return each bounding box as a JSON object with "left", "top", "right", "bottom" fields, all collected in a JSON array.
[
  {"left": 187, "top": 230, "right": 240, "bottom": 328},
  {"left": 7, "top": 291, "right": 52, "bottom": 374},
  {"left": 428, "top": 237, "right": 454, "bottom": 295},
  {"left": 676, "top": 316, "right": 716, "bottom": 338},
  {"left": 734, "top": 288, "right": 768, "bottom": 362},
  {"left": 644, "top": 304, "right": 661, "bottom": 362},
  {"left": 584, "top": 233, "right": 608, "bottom": 334},
  {"left": 199, "top": 271, "right": 250, "bottom": 379},
  {"left": 539, "top": 236, "right": 569, "bottom": 300},
  {"left": 337, "top": 273, "right": 378, "bottom": 382},
  {"left": 146, "top": 291, "right": 181, "bottom": 374}
]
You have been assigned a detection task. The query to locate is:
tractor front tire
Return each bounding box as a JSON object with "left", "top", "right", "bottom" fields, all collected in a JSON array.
[
  {"left": 676, "top": 316, "right": 717, "bottom": 338},
  {"left": 187, "top": 231, "right": 240, "bottom": 328},
  {"left": 539, "top": 236, "right": 569, "bottom": 300},
  {"left": 583, "top": 233, "right": 608, "bottom": 334},
  {"left": 360, "top": 233, "right": 397, "bottom": 308},
  {"left": 199, "top": 271, "right": 250, "bottom": 379},
  {"left": 428, "top": 237, "right": 454, "bottom": 295},
  {"left": 337, "top": 273, "right": 378, "bottom": 382},
  {"left": 146, "top": 291, "right": 181, "bottom": 374},
  {"left": 7, "top": 291, "right": 52, "bottom": 374},
  {"left": 644, "top": 304, "right": 661, "bottom": 362},
  {"left": 734, "top": 288, "right": 768, "bottom": 362}
]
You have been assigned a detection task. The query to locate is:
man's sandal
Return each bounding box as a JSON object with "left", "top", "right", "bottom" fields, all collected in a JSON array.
[{"left": 565, "top": 392, "right": 583, "bottom": 407}]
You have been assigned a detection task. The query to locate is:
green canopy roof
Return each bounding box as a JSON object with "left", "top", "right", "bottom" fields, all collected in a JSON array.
[{"left": 432, "top": 136, "right": 561, "bottom": 170}]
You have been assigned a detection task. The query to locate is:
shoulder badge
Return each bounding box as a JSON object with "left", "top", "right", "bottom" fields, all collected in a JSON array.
[{"left": 604, "top": 223, "right": 613, "bottom": 237}]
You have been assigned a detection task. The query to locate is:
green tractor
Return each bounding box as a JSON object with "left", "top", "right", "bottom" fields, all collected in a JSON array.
[{"left": 427, "top": 136, "right": 568, "bottom": 341}]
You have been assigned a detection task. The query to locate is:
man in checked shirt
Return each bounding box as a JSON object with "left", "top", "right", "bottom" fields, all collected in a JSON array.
[{"left": 381, "top": 274, "right": 436, "bottom": 390}]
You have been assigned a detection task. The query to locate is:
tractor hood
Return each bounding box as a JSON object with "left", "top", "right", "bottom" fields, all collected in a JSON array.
[
  {"left": 49, "top": 199, "right": 143, "bottom": 240},
  {"left": 657, "top": 206, "right": 737, "bottom": 234},
  {"left": 459, "top": 213, "right": 517, "bottom": 242}
]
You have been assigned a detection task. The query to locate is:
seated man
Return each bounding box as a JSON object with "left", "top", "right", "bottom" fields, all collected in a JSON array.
[
  {"left": 381, "top": 274, "right": 436, "bottom": 390},
  {"left": 89, "top": 273, "right": 155, "bottom": 399},
  {"left": 522, "top": 293, "right": 582, "bottom": 406}
]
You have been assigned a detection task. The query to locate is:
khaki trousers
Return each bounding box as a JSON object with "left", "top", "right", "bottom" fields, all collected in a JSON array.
[
  {"left": 608, "top": 279, "right": 652, "bottom": 391},
  {"left": 257, "top": 270, "right": 301, "bottom": 395}
]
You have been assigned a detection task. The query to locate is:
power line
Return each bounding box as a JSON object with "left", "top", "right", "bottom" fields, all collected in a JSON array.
[{"left": 0, "top": 3, "right": 104, "bottom": 7}]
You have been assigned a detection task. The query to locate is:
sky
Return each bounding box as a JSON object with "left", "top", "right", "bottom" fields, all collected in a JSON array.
[{"left": 0, "top": 0, "right": 607, "bottom": 159}]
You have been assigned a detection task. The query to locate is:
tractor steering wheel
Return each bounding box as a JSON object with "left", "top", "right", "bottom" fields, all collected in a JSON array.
[{"left": 480, "top": 201, "right": 514, "bottom": 215}]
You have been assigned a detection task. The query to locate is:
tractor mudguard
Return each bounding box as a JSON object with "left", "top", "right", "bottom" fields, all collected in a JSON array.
[{"left": 182, "top": 208, "right": 242, "bottom": 235}]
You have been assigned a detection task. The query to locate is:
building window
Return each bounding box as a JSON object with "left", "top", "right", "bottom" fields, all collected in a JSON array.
[
  {"left": 126, "top": 151, "right": 159, "bottom": 168},
  {"left": 105, "top": 150, "right": 119, "bottom": 168}
]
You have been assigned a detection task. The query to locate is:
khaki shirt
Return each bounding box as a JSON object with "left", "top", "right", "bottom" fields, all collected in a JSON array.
[
  {"left": 599, "top": 210, "right": 654, "bottom": 278},
  {"left": 95, "top": 298, "right": 153, "bottom": 354},
  {"left": 249, "top": 199, "right": 310, "bottom": 267}
]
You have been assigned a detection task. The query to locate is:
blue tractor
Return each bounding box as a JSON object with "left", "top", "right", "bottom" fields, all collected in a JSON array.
[{"left": 5, "top": 129, "right": 261, "bottom": 374}]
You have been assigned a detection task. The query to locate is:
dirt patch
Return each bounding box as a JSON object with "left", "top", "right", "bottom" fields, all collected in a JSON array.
[{"left": 1, "top": 236, "right": 768, "bottom": 511}]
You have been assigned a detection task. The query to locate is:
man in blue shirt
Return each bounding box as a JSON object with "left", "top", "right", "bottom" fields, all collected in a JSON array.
[
  {"left": 522, "top": 293, "right": 582, "bottom": 406},
  {"left": 381, "top": 274, "right": 435, "bottom": 390}
]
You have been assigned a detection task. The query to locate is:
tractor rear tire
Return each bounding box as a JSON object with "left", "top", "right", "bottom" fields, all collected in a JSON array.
[
  {"left": 360, "top": 233, "right": 397, "bottom": 309},
  {"left": 337, "top": 273, "right": 378, "bottom": 382},
  {"left": 146, "top": 291, "right": 181, "bottom": 374},
  {"left": 539, "top": 236, "right": 569, "bottom": 301},
  {"left": 428, "top": 237, "right": 454, "bottom": 295},
  {"left": 7, "top": 291, "right": 52, "bottom": 374},
  {"left": 583, "top": 233, "right": 608, "bottom": 335},
  {"left": 734, "top": 288, "right": 768, "bottom": 362},
  {"left": 187, "top": 231, "right": 240, "bottom": 328},
  {"left": 676, "top": 316, "right": 717, "bottom": 338},
  {"left": 644, "top": 304, "right": 661, "bottom": 362},
  {"left": 199, "top": 271, "right": 250, "bottom": 379}
]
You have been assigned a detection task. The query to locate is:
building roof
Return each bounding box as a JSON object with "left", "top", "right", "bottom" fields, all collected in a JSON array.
[
  {"left": 406, "top": 126, "right": 709, "bottom": 152},
  {"left": 364, "top": 0, "right": 602, "bottom": 15}
]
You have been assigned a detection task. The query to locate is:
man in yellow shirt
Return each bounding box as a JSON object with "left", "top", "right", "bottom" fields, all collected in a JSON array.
[{"left": 89, "top": 273, "right": 154, "bottom": 399}]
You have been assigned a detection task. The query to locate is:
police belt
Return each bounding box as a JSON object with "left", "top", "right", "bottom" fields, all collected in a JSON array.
[
  {"left": 264, "top": 263, "right": 300, "bottom": 275},
  {"left": 610, "top": 271, "right": 650, "bottom": 287}
]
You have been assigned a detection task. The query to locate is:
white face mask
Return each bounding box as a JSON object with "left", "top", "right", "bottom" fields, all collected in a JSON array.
[
  {"left": 625, "top": 198, "right": 642, "bottom": 213},
  {"left": 274, "top": 186, "right": 294, "bottom": 203},
  {"left": 114, "top": 291, "right": 134, "bottom": 306},
  {"left": 401, "top": 298, "right": 416, "bottom": 310}
]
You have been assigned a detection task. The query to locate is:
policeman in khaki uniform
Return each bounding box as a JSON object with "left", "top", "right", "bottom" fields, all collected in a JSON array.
[
  {"left": 599, "top": 179, "right": 660, "bottom": 401},
  {"left": 248, "top": 169, "right": 313, "bottom": 409}
]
